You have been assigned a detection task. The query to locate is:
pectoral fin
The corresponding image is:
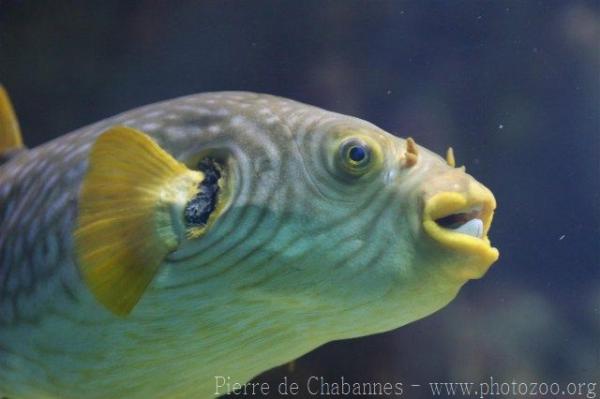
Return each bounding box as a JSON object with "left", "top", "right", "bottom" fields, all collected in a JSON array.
[
  {"left": 0, "top": 85, "right": 24, "bottom": 154},
  {"left": 75, "top": 126, "right": 204, "bottom": 315}
]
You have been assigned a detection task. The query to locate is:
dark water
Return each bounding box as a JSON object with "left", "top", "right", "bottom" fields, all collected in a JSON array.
[{"left": 1, "top": 1, "right": 598, "bottom": 398}]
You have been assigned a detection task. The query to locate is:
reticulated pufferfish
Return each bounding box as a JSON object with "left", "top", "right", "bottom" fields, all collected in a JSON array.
[{"left": 0, "top": 86, "right": 498, "bottom": 399}]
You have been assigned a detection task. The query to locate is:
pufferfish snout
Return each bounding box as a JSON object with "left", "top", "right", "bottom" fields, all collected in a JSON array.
[
  {"left": 377, "top": 135, "right": 498, "bottom": 281},
  {"left": 419, "top": 163, "right": 499, "bottom": 280}
]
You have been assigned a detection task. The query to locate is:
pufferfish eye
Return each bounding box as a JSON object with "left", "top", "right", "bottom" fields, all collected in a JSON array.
[
  {"left": 349, "top": 145, "right": 367, "bottom": 163},
  {"left": 338, "top": 139, "right": 372, "bottom": 176}
]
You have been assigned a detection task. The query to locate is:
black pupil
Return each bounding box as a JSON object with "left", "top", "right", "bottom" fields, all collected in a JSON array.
[{"left": 349, "top": 146, "right": 367, "bottom": 162}]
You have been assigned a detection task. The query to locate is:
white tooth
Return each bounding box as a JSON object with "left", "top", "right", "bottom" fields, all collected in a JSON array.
[{"left": 453, "top": 218, "right": 484, "bottom": 238}]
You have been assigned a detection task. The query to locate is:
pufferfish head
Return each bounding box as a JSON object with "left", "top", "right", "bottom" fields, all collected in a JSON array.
[
  {"left": 76, "top": 97, "right": 498, "bottom": 340},
  {"left": 173, "top": 111, "right": 499, "bottom": 339}
]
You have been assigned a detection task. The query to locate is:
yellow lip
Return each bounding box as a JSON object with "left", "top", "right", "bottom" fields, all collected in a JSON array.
[{"left": 422, "top": 187, "right": 499, "bottom": 273}]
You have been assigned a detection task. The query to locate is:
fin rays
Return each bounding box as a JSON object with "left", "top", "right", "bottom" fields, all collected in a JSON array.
[{"left": 75, "top": 126, "right": 203, "bottom": 315}]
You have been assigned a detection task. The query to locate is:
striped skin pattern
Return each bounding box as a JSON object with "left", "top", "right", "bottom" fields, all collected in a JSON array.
[{"left": 0, "top": 92, "right": 497, "bottom": 398}]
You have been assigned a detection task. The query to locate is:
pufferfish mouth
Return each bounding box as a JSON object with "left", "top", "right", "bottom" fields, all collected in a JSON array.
[{"left": 422, "top": 190, "right": 499, "bottom": 266}]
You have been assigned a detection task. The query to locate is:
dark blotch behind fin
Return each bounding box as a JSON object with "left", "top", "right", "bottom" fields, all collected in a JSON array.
[{"left": 185, "top": 159, "right": 222, "bottom": 227}]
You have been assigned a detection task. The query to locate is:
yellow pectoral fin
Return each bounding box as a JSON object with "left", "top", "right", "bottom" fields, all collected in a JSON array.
[
  {"left": 75, "top": 126, "right": 203, "bottom": 315},
  {"left": 0, "top": 85, "right": 24, "bottom": 153}
]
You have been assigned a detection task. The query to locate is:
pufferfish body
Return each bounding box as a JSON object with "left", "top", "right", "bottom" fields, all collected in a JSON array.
[{"left": 0, "top": 86, "right": 498, "bottom": 399}]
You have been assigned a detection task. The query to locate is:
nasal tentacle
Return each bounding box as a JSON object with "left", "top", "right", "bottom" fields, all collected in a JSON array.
[{"left": 403, "top": 137, "right": 419, "bottom": 167}]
